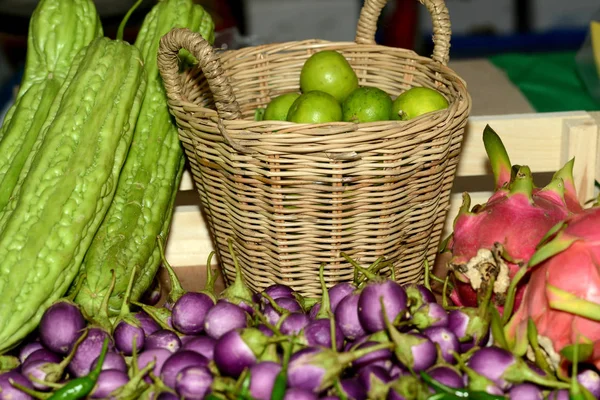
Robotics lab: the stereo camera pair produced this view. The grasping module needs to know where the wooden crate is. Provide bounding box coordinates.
[164,111,600,287]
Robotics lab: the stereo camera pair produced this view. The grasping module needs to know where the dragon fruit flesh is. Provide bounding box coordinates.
[504,204,600,372]
[443,125,580,315]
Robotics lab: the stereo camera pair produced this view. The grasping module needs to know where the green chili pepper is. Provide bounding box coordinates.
[47,338,109,400]
[421,371,506,400]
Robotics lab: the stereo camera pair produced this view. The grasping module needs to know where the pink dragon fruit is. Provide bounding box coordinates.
[443,125,580,316]
[504,203,600,372]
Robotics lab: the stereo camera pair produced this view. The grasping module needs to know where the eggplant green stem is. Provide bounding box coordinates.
[157,235,186,304]
[502,264,528,324]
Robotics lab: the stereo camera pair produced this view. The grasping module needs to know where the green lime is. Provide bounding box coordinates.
[263,92,301,121]
[342,86,393,123]
[300,50,359,103]
[286,90,342,123]
[391,87,449,121]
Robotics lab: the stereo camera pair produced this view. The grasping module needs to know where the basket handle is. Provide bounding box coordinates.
[355,0,451,65]
[157,28,242,120]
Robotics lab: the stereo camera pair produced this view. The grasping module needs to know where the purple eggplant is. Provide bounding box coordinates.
[357,364,393,395]
[283,387,318,400]
[204,301,249,339]
[22,359,55,390]
[466,346,569,391]
[91,369,130,398]
[113,320,145,356]
[174,365,213,400]
[446,279,495,346]
[548,389,570,400]
[426,365,464,390]
[68,328,114,378]
[410,302,448,330]
[0,370,34,400]
[18,342,44,364]
[134,311,161,337]
[422,326,459,364]
[405,283,436,314]
[182,336,216,361]
[248,361,282,400]
[286,343,393,393]
[353,341,393,371]
[39,300,86,354]
[91,352,128,373]
[338,377,367,400]
[160,350,209,390]
[137,348,173,383]
[141,275,162,306]
[172,292,215,335]
[257,284,296,303]
[213,328,270,378]
[280,312,311,336]
[577,367,600,399]
[145,329,181,353]
[21,348,61,370]
[328,282,355,313]
[358,280,407,333]
[302,318,344,351]
[262,297,303,326]
[308,303,321,320]
[335,292,366,341]
[508,382,544,399]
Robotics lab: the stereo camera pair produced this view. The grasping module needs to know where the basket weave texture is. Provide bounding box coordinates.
[157,0,471,297]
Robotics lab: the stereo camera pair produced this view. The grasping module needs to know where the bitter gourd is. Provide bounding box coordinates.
[0,36,147,353]
[0,0,103,212]
[72,0,215,315]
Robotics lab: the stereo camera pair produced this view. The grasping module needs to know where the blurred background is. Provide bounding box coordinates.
[1,0,599,117]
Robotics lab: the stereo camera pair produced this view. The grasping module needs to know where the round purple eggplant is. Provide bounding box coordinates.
[39,301,86,355]
[68,328,114,378]
[280,312,311,336]
[353,341,393,371]
[302,318,344,351]
[21,348,61,370]
[145,329,181,353]
[358,280,408,333]
[422,326,459,364]
[22,359,55,390]
[548,389,569,400]
[258,284,296,303]
[508,383,544,399]
[175,365,213,400]
[427,365,464,390]
[283,387,318,400]
[182,336,216,361]
[411,302,448,330]
[248,361,282,400]
[204,301,249,339]
[91,352,128,373]
[137,348,172,383]
[113,320,145,356]
[357,364,392,393]
[335,292,366,341]
[134,311,161,337]
[171,292,215,335]
[91,369,130,398]
[213,328,269,378]
[262,297,303,325]
[18,342,44,364]
[339,377,367,400]
[308,303,321,320]
[0,370,34,400]
[577,367,600,399]
[405,283,436,314]
[328,282,355,313]
[160,350,209,390]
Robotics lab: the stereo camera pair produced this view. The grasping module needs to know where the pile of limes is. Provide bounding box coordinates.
[257,50,449,124]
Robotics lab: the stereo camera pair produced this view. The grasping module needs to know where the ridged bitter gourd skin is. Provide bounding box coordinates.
[0,0,103,212]
[0,36,147,353]
[72,0,215,316]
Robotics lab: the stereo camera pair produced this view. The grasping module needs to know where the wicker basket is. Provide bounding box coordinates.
[157,0,471,297]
